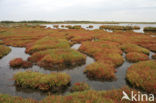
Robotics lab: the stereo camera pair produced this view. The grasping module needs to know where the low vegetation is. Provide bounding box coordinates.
[0,45,11,58]
[65,25,82,29]
[67,31,96,43]
[84,62,116,81]
[99,25,140,30]
[26,36,70,54]
[14,71,71,91]
[0,86,155,103]
[126,60,156,94]
[1,24,156,103]
[0,94,38,103]
[87,25,93,28]
[10,58,32,68]
[80,41,124,67]
[144,27,156,31]
[28,49,86,69]
[152,54,156,59]
[126,52,149,62]
[70,82,90,92]
[120,44,150,54]
[40,87,146,103]
[53,25,59,28]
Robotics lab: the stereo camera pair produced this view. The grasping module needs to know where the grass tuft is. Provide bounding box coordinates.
[70,82,90,92]
[126,60,156,94]
[0,45,11,58]
[14,71,71,91]
[126,52,149,62]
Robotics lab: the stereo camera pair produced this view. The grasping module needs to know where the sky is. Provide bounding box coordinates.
[0,0,156,22]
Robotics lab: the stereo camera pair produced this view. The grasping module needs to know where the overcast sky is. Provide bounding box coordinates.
[0,0,156,22]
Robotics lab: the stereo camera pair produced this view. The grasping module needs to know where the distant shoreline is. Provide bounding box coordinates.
[0,21,156,24]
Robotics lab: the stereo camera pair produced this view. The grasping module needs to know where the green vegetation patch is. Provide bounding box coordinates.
[120,44,150,55]
[0,45,11,58]
[40,90,114,103]
[80,41,124,67]
[84,62,116,81]
[26,36,70,54]
[126,60,156,94]
[65,25,82,29]
[99,25,140,30]
[28,49,86,69]
[40,87,141,103]
[87,25,93,28]
[144,27,156,31]
[0,94,38,103]
[10,58,32,68]
[66,30,96,43]
[126,52,149,63]
[70,82,90,92]
[14,71,71,91]
[0,87,154,103]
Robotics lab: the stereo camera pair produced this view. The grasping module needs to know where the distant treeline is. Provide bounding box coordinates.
[0,20,156,24]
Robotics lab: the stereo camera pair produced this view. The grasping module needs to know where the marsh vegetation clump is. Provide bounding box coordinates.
[0,87,153,103]
[80,41,124,67]
[152,54,156,59]
[0,26,55,47]
[99,25,140,30]
[65,25,82,29]
[120,44,150,55]
[26,36,70,54]
[14,71,71,91]
[53,25,59,28]
[40,87,141,103]
[10,58,32,68]
[84,62,116,81]
[126,52,149,62]
[0,45,11,58]
[135,36,156,52]
[0,94,38,103]
[87,25,93,28]
[70,82,90,92]
[28,49,86,69]
[144,27,156,31]
[67,31,96,43]
[61,25,65,27]
[126,60,156,94]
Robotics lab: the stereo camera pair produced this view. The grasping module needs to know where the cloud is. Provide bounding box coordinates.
[0,0,156,21]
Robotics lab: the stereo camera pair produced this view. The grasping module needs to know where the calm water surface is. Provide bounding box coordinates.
[0,39,155,100]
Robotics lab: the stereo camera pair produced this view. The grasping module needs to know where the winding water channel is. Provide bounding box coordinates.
[0,44,154,100]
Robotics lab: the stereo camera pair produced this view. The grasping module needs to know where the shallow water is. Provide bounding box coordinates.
[0,44,155,100]
[43,24,156,33]
[71,44,81,50]
[0,47,48,100]
[63,52,131,91]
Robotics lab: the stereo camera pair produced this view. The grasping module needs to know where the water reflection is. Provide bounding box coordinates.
[0,44,155,100]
